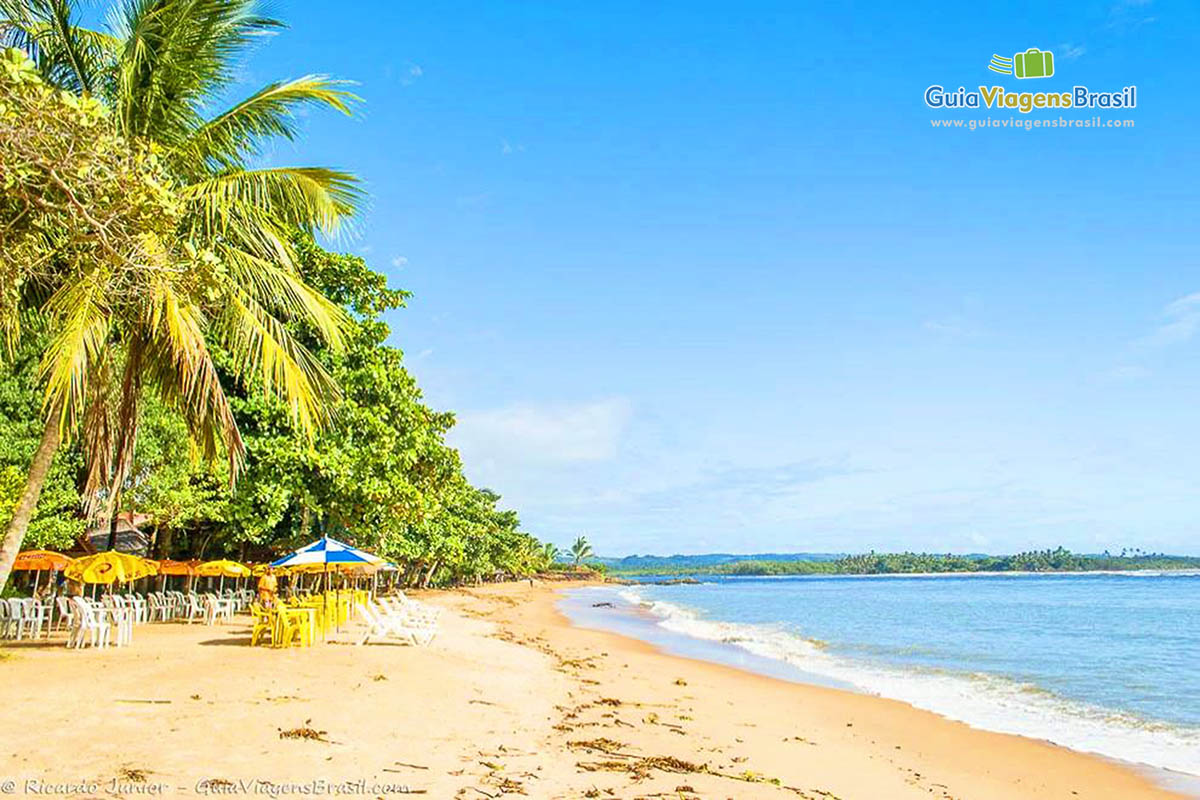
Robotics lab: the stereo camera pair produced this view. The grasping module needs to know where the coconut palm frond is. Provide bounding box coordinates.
[143,332,244,480]
[113,0,282,141]
[0,1,116,93]
[107,331,143,497]
[79,349,116,511]
[183,166,362,236]
[142,279,244,475]
[180,75,358,171]
[38,273,111,434]
[42,0,98,92]
[217,287,340,439]
[218,245,348,351]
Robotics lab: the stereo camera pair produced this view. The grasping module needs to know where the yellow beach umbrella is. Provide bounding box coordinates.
[13,550,73,572]
[196,560,251,578]
[157,559,200,577]
[13,550,74,597]
[196,559,251,593]
[64,552,157,585]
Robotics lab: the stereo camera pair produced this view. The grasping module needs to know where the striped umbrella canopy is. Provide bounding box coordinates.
[270,536,383,570]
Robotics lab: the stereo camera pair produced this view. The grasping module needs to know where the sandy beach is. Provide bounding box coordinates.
[0,582,1185,799]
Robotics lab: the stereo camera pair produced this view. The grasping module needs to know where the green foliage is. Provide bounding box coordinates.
[609,548,1200,577]
[0,3,541,583]
[570,535,594,567]
[0,321,84,549]
[161,235,541,584]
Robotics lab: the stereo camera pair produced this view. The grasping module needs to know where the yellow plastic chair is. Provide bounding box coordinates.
[272,607,309,648]
[249,603,274,647]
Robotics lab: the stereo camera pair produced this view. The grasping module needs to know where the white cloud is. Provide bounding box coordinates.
[922,316,979,338]
[1142,292,1200,347]
[452,398,632,466]
[391,255,409,268]
[401,64,423,86]
[1059,43,1087,60]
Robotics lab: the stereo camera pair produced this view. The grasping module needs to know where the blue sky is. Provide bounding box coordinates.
[246,0,1199,555]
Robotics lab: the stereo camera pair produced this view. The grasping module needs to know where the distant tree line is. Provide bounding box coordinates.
[610,547,1200,577]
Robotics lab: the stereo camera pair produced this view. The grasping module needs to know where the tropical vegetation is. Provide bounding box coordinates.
[607,548,1200,577]
[569,536,594,567]
[0,0,555,591]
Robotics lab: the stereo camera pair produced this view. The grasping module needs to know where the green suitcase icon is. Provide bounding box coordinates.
[1014,48,1054,79]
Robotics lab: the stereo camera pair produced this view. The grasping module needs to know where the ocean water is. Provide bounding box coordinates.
[559,573,1200,779]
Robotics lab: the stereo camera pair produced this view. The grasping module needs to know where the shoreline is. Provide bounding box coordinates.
[613,568,1200,580]
[468,581,1190,799]
[560,582,1200,797]
[0,581,1189,799]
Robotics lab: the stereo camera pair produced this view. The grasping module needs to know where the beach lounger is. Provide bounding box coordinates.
[380,594,441,626]
[356,601,432,646]
[376,599,439,642]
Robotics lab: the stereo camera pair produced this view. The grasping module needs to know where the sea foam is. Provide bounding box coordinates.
[617,587,1200,777]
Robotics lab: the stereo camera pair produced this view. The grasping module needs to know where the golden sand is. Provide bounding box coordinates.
[0,582,1183,799]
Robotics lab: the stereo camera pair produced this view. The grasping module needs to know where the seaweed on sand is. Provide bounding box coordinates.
[279,720,330,742]
[576,755,706,781]
[567,738,629,756]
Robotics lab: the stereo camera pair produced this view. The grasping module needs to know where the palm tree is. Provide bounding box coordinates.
[541,542,560,565]
[570,536,594,568]
[0,0,360,590]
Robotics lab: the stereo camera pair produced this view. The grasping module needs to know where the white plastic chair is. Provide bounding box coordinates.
[55,596,75,633]
[203,594,234,625]
[68,598,111,649]
[127,593,148,624]
[102,596,134,645]
[6,598,34,641]
[19,598,45,638]
[149,592,170,623]
[184,593,205,624]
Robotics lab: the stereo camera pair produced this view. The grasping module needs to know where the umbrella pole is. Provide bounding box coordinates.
[32,569,40,598]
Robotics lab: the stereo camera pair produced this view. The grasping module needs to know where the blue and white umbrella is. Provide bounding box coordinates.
[270,536,383,570]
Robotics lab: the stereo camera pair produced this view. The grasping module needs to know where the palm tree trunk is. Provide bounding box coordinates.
[0,414,64,592]
[105,510,120,551]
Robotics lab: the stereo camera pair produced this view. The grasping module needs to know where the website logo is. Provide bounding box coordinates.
[924,46,1136,117]
[989,48,1055,79]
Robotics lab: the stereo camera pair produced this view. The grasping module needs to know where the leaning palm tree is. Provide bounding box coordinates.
[541,542,561,566]
[0,0,361,590]
[570,536,594,568]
